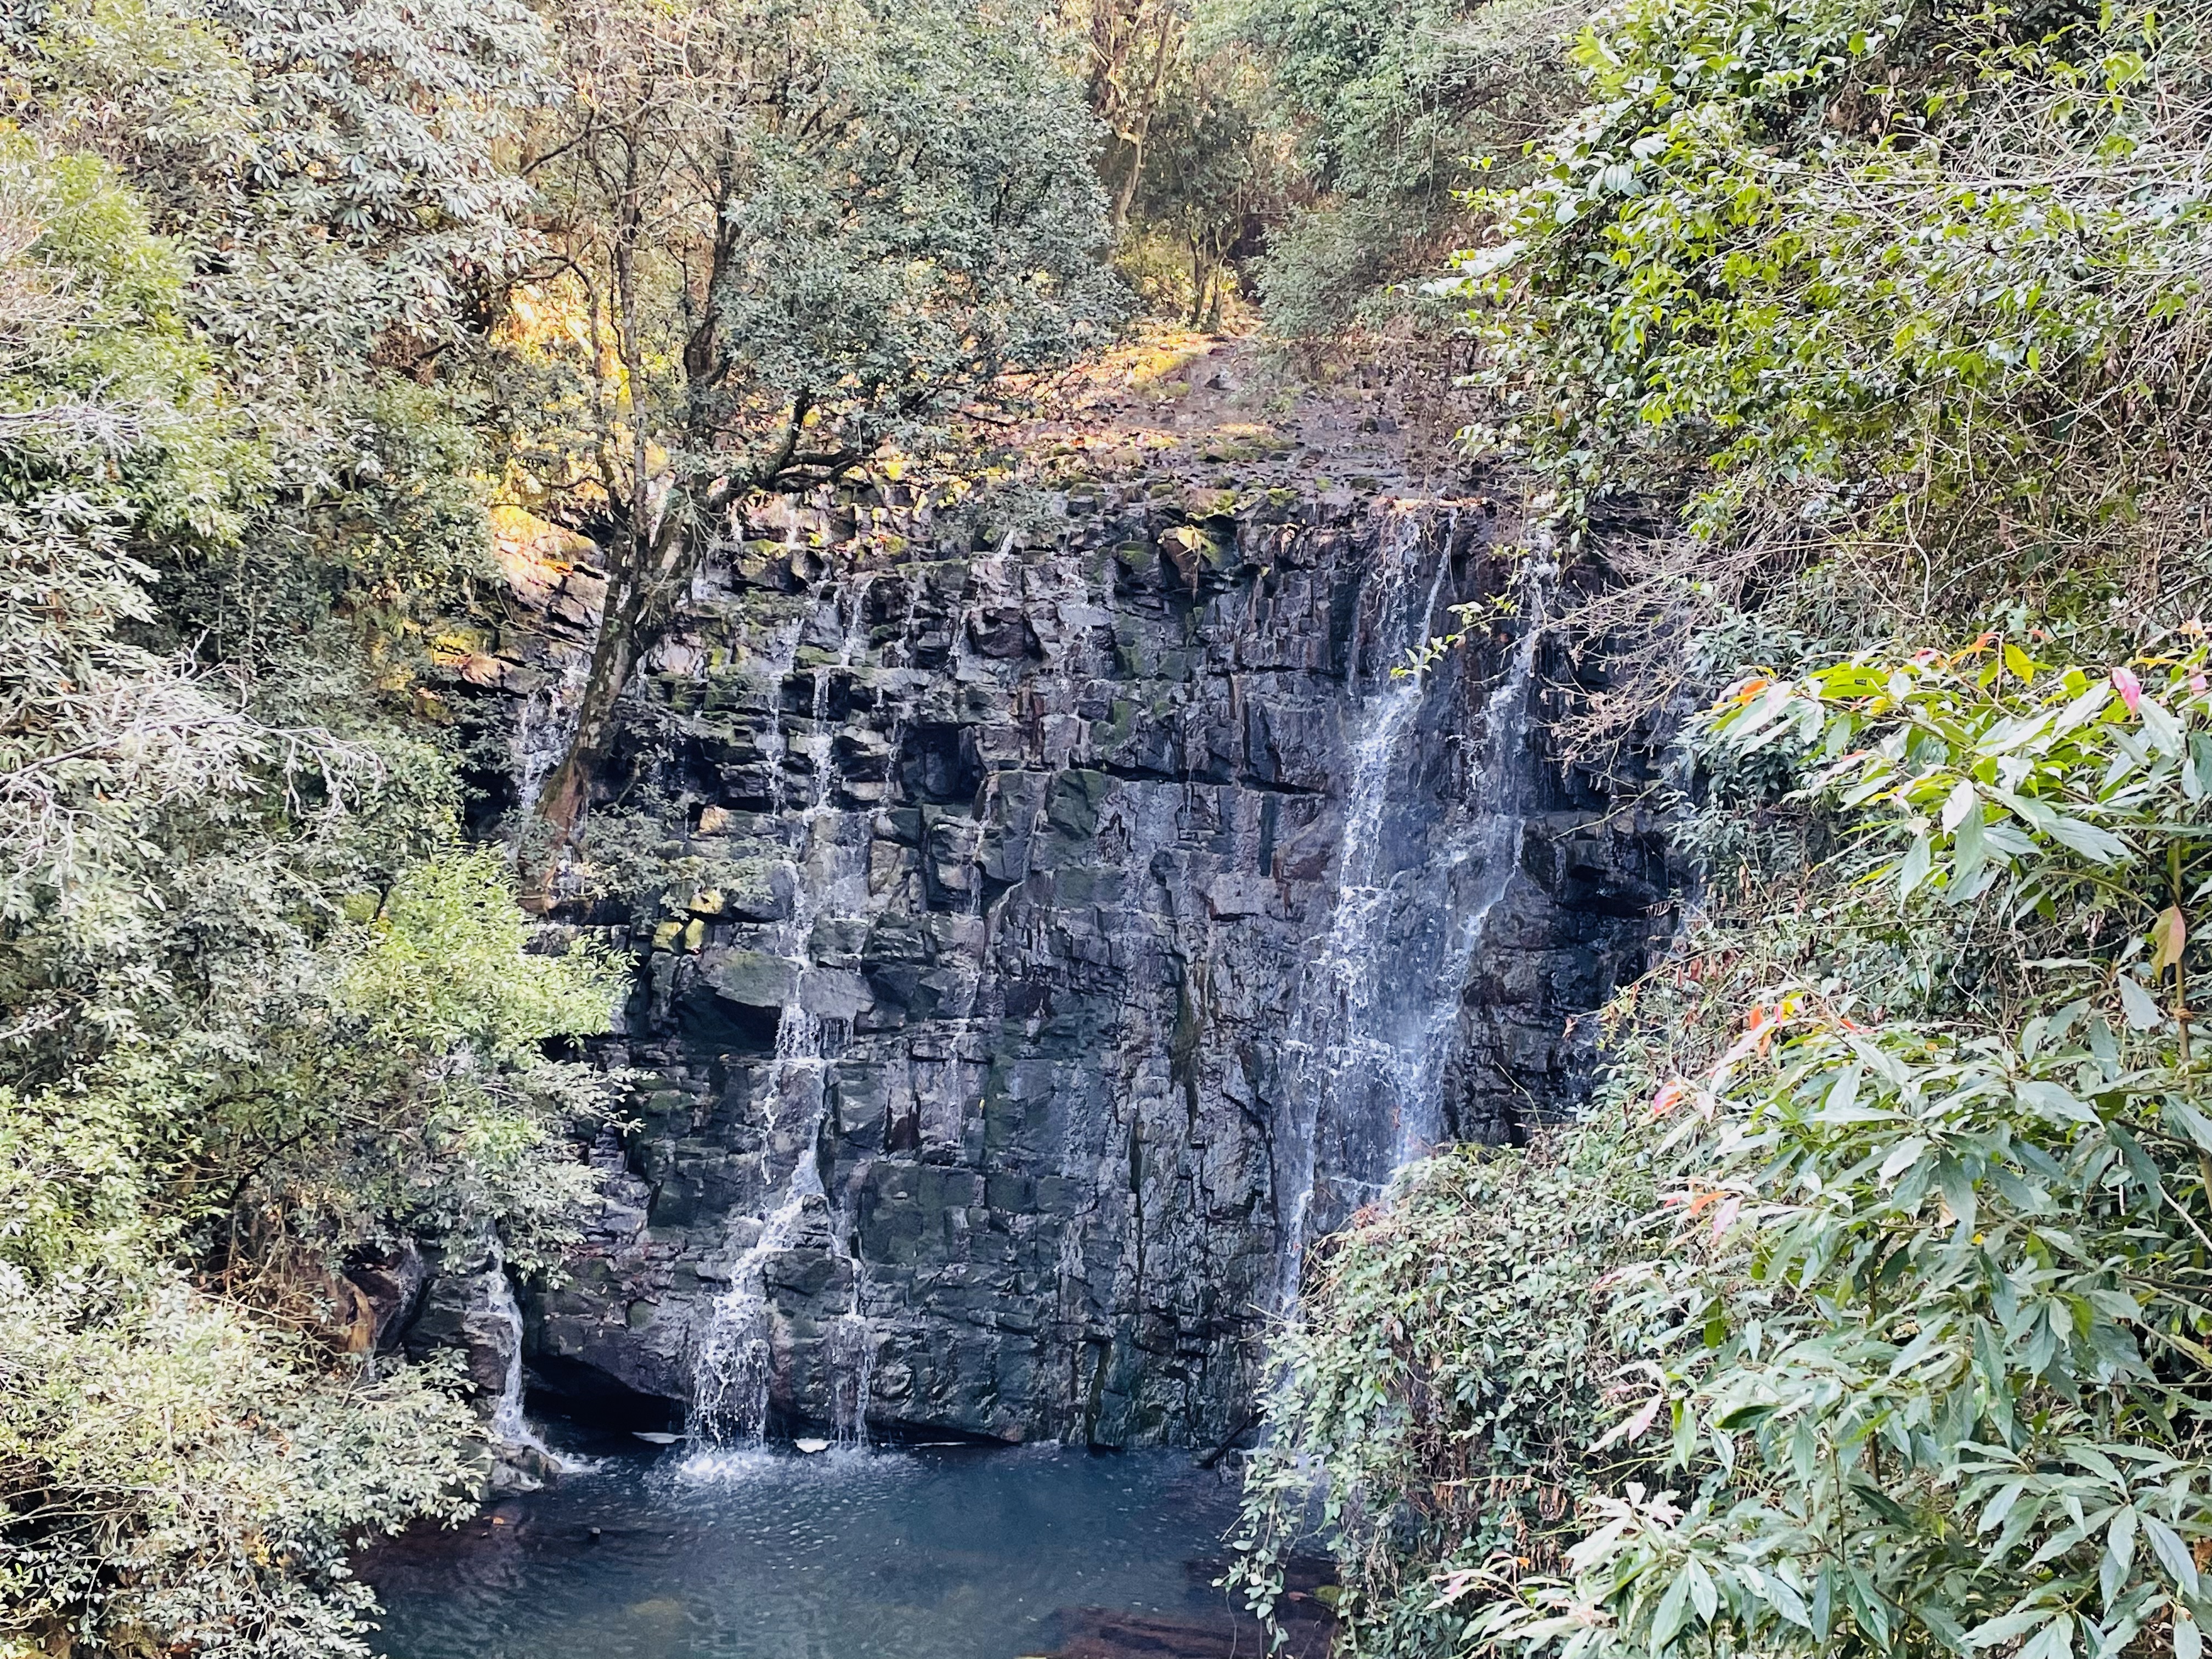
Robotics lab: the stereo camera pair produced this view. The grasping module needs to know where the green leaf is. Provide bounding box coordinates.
[1880,1135,1931,1183]
[1853,1479,1916,1526]
[2019,1612,2076,1659]
[1763,1572,1812,1630]
[2141,697,2185,758]
[2118,974,2164,1031]
[2044,814,2130,864]
[1717,1400,1781,1430]
[2166,1100,2212,1154]
[2057,680,2115,733]
[1823,1062,1864,1118]
[1923,1604,1974,1655]
[2104,1506,2138,1609]
[1937,1156,1978,1233]
[1943,778,1979,832]
[1651,1564,1694,1647]
[1973,1319,2017,1437]
[1686,1556,1718,1623]
[1900,831,1934,898]
[2141,1514,2199,1597]
[1969,1606,2057,1646]
[1954,803,1988,889]
[2018,1079,2097,1125]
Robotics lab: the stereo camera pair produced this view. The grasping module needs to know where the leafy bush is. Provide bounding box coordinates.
[0,839,620,1654]
[1222,0,1583,336]
[1442,0,2212,613]
[1,1285,480,1659]
[1231,1115,1655,1654]
[1491,646,2212,1659]
[0,46,620,1658]
[1245,641,2212,1659]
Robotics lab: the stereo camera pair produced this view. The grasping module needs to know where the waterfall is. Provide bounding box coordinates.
[486,1248,568,1478]
[687,560,877,1451]
[828,1309,874,1447]
[513,658,589,813]
[1271,507,1550,1308]
[1269,509,1446,1306]
[690,1171,819,1445]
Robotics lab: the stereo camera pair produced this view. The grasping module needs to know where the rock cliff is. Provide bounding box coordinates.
[437,354,1681,1448]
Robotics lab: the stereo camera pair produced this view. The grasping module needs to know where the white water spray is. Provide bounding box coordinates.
[1271,508,1552,1308]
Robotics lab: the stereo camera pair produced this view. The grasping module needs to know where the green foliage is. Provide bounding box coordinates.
[1452,649,2212,1659]
[22,0,547,372]
[1115,34,1282,326]
[0,143,279,1011]
[13,0,545,659]
[1215,0,1579,336]
[1724,647,2212,933]
[325,381,501,597]
[1227,0,2212,1655]
[514,0,1119,494]
[1223,0,1526,200]
[1,831,618,1652]
[1441,0,2212,616]
[340,850,620,1071]
[1230,1118,1655,1655]
[0,21,615,1655]
[1,1287,480,1659]
[1244,640,2212,1659]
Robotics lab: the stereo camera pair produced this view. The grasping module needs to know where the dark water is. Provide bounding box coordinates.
[362,1442,1262,1659]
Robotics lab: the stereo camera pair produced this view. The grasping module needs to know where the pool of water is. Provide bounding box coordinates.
[362,1441,1267,1659]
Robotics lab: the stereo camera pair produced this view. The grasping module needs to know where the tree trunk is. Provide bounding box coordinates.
[529,415,809,881]
[1112,134,1145,231]
[532,499,702,854]
[529,155,761,866]
[532,566,650,838]
[1109,4,1178,233]
[1188,241,1217,329]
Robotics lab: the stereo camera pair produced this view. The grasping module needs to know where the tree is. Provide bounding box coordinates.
[1120,37,1284,328]
[0,134,622,1654]
[1064,0,1190,229]
[1209,0,1578,338]
[504,0,1120,839]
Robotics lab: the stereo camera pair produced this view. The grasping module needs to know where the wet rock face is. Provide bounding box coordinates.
[402,1240,516,1400]
[486,475,1679,1447]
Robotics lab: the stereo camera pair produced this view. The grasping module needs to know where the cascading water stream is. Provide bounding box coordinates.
[826,1308,874,1448]
[816,570,880,1449]
[687,557,878,1453]
[1271,507,1552,1310]
[485,1245,582,1480]
[1269,510,1447,1307]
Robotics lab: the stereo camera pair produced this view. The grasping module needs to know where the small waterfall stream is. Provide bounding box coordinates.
[486,1242,586,1482]
[687,567,879,1451]
[1272,506,1551,1307]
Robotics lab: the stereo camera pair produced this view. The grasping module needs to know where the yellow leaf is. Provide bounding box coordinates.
[2153,904,2188,972]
